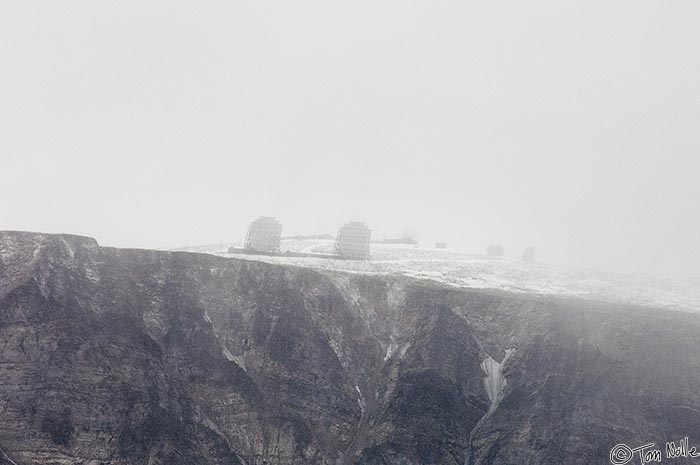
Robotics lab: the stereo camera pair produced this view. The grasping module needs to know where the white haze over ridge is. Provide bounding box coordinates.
[187,241,700,313]
[1,1,699,278]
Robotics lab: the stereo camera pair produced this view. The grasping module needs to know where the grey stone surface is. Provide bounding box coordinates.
[1,231,699,465]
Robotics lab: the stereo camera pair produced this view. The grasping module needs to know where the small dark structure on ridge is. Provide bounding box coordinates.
[435,242,447,249]
[521,246,535,262]
[334,221,371,260]
[487,245,504,257]
[244,217,283,253]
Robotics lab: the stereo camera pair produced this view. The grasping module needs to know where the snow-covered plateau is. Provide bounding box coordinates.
[175,239,700,313]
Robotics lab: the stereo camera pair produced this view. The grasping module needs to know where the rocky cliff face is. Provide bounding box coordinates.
[1,231,699,465]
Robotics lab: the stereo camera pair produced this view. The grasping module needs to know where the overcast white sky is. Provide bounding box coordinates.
[2,1,699,277]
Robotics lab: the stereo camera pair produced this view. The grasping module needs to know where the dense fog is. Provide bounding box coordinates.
[2,0,699,277]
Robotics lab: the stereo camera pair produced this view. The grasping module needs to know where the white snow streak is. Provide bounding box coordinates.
[0,447,19,465]
[383,342,397,361]
[355,385,366,417]
[481,349,515,411]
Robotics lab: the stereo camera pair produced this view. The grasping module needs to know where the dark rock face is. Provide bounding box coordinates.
[1,231,699,465]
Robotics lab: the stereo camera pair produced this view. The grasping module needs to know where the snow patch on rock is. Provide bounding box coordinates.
[60,237,75,259]
[383,342,397,361]
[355,385,366,417]
[204,310,247,371]
[481,348,515,411]
[465,349,516,465]
[221,347,235,361]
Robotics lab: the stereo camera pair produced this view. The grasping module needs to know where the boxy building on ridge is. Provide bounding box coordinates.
[244,217,283,253]
[334,221,371,260]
